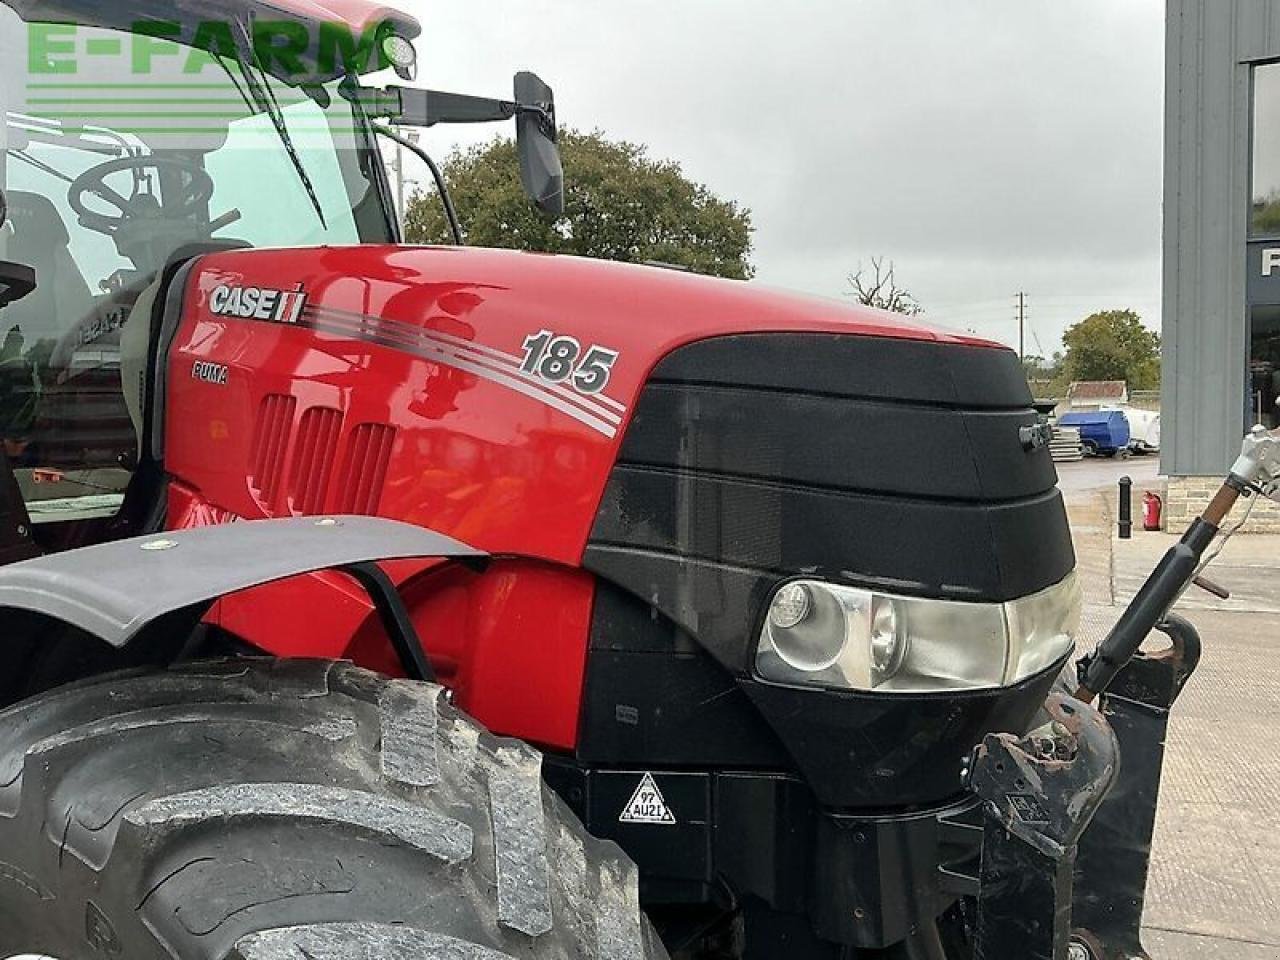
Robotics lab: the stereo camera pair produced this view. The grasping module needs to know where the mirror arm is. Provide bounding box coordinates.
[347,70,563,219]
[400,87,518,125]
[351,86,517,126]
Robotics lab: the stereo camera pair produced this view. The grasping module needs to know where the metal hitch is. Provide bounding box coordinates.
[1069,613,1202,960]
[968,692,1119,960]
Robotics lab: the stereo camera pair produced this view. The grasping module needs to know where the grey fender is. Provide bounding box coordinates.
[0,516,486,650]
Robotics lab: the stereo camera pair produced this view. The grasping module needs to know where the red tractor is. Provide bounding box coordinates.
[0,2,1259,958]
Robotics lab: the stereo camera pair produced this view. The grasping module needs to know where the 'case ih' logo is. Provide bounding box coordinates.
[209,284,308,324]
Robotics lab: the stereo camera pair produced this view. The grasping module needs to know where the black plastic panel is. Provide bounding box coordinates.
[578,583,790,766]
[739,656,1065,807]
[583,543,1068,806]
[0,456,36,567]
[589,470,1073,603]
[647,332,1033,409]
[542,757,984,952]
[582,551,770,673]
[582,333,1077,810]
[616,385,1056,502]
[597,333,1071,603]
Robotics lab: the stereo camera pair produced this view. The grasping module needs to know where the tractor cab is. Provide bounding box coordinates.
[0,1,560,549]
[0,4,402,543]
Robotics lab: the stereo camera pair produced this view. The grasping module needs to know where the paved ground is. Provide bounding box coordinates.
[1055,453,1160,496]
[1057,458,1280,958]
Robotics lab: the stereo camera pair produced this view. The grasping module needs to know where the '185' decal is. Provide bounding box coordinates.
[520,330,619,395]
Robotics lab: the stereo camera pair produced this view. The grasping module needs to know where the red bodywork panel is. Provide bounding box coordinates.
[2,0,420,38]
[164,245,1002,749]
[268,0,421,35]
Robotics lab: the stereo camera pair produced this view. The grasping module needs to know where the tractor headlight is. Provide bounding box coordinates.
[756,573,1079,693]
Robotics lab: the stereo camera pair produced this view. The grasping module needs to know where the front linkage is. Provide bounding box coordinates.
[964,425,1280,960]
[968,692,1117,960]
[1071,614,1200,960]
[966,618,1199,960]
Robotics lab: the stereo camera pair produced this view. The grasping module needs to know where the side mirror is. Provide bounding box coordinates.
[359,71,565,218]
[514,72,564,217]
[0,195,35,306]
[0,262,36,308]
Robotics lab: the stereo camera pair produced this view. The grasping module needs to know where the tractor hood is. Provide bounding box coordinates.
[159,244,1066,809]
[161,243,1015,568]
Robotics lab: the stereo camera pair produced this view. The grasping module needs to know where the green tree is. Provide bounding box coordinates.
[1021,352,1067,399]
[1020,353,1053,380]
[1061,309,1161,390]
[404,130,754,279]
[1254,191,1280,235]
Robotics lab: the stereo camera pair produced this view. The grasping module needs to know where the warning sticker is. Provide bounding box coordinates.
[619,772,676,825]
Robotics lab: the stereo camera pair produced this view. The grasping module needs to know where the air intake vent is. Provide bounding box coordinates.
[334,422,396,515]
[288,406,343,515]
[249,393,297,513]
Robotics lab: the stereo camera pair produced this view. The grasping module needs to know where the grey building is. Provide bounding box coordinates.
[1164,1,1280,527]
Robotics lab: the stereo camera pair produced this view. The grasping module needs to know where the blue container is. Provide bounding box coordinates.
[1057,410,1131,454]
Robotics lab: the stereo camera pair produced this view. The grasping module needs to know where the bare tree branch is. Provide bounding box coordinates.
[845,257,923,316]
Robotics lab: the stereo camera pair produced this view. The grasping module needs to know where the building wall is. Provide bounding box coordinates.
[1163,1,1280,477]
[1166,476,1280,532]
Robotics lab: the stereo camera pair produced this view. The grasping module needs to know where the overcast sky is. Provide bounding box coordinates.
[399,0,1165,356]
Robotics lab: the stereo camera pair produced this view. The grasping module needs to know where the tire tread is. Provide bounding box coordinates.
[0,659,665,960]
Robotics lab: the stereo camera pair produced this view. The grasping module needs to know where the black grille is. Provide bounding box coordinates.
[586,333,1072,615]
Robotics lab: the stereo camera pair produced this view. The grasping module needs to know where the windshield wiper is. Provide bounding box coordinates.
[9,149,75,184]
[232,19,327,230]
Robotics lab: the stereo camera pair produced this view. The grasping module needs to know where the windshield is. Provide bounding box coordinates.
[0,11,393,524]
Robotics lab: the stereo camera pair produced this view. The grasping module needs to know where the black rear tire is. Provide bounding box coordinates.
[0,658,667,960]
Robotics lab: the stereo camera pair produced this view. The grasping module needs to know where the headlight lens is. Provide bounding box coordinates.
[381,34,419,81]
[756,573,1079,693]
[768,582,812,630]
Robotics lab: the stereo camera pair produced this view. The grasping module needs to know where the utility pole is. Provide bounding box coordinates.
[1015,292,1028,362]
[394,142,406,220]
[389,131,422,230]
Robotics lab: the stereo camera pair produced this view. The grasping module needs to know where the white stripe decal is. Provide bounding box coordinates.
[315,304,529,366]
[306,312,624,430]
[312,304,625,423]
[596,393,628,414]
[308,305,626,426]
[307,318,620,438]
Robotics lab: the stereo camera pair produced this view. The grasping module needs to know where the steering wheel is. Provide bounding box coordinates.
[68,156,215,237]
